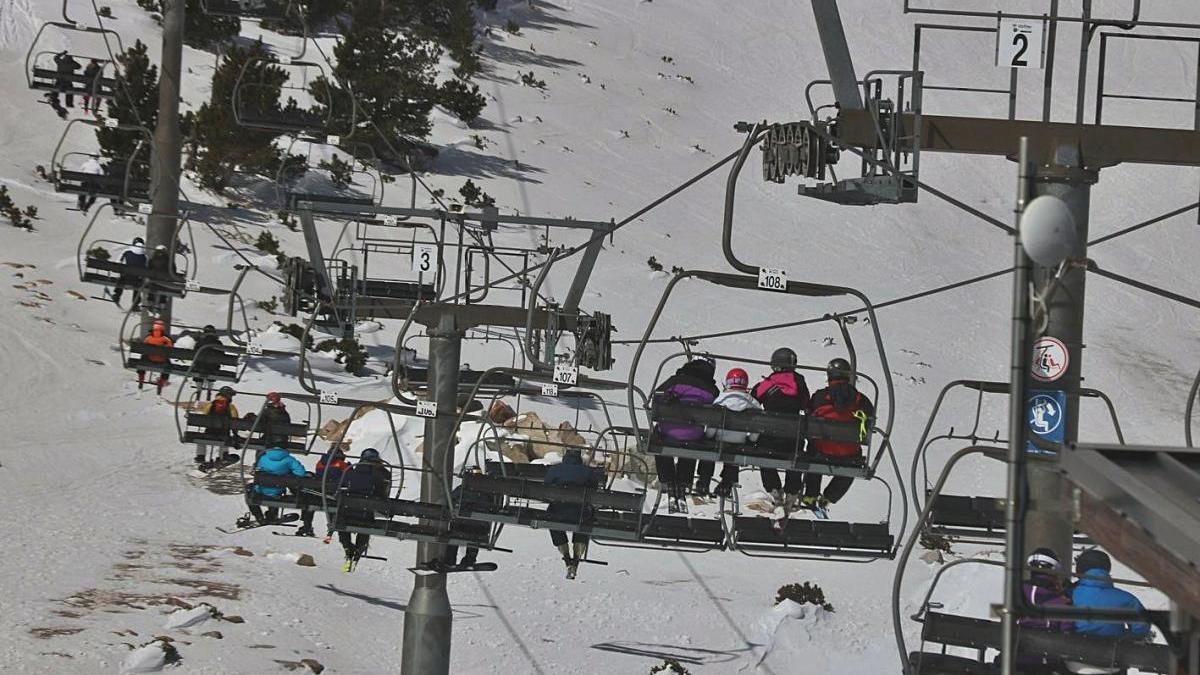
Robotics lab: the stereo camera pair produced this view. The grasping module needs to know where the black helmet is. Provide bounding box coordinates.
[133,237,144,246]
[217,386,235,398]
[203,324,216,334]
[1075,549,1111,576]
[827,357,852,380]
[360,448,381,461]
[770,347,797,371]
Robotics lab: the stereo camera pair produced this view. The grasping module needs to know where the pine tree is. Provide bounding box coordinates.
[95,40,159,181]
[310,0,441,161]
[188,40,293,192]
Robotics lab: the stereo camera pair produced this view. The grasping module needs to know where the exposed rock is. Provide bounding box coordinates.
[296,554,316,567]
[200,631,223,640]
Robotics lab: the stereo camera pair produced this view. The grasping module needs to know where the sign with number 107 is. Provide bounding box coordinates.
[997,17,1044,69]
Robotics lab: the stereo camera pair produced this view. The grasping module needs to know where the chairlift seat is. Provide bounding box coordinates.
[404,369,515,391]
[618,512,727,549]
[56,170,149,200]
[925,494,1092,545]
[286,192,375,216]
[30,69,118,98]
[907,652,996,675]
[355,279,436,301]
[462,473,641,511]
[127,343,239,381]
[919,612,1169,674]
[732,516,893,557]
[482,461,606,484]
[82,259,184,292]
[183,412,306,451]
[237,109,328,133]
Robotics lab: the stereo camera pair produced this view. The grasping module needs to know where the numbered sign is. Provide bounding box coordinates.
[415,400,438,418]
[757,267,788,292]
[184,279,201,292]
[246,343,263,356]
[104,118,119,128]
[997,17,1044,69]
[381,215,398,227]
[278,55,292,65]
[326,135,340,146]
[319,391,339,405]
[411,243,438,274]
[137,203,153,215]
[540,383,559,397]
[552,364,579,386]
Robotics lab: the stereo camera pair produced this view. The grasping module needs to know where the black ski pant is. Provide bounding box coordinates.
[761,468,804,494]
[111,281,140,309]
[443,544,479,566]
[339,531,370,557]
[695,460,738,488]
[655,455,696,492]
[77,191,97,212]
[550,530,589,548]
[803,474,854,503]
[249,505,279,524]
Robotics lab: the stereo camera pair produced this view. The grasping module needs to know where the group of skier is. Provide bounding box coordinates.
[45,51,104,119]
[652,346,875,517]
[1020,547,1152,674]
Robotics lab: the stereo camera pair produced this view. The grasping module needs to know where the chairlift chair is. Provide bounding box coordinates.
[24,19,125,102]
[51,119,152,203]
[626,270,906,561]
[232,56,353,136]
[200,0,293,20]
[912,380,1122,545]
[119,313,243,383]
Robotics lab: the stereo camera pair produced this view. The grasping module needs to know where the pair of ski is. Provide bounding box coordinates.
[772,499,829,532]
[216,512,300,534]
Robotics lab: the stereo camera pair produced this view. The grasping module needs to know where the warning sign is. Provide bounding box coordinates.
[1026,390,1066,455]
[1032,336,1068,383]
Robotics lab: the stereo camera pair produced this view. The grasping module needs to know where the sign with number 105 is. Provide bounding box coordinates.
[997,17,1044,69]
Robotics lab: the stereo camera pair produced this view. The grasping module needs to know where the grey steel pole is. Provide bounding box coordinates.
[1000,136,1034,675]
[1025,157,1097,562]
[143,0,185,331]
[401,312,462,675]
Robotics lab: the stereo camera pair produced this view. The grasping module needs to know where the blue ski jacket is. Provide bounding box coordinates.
[253,448,306,497]
[1071,568,1151,638]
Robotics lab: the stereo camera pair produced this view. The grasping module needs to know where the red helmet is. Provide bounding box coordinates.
[265,392,283,407]
[724,368,749,390]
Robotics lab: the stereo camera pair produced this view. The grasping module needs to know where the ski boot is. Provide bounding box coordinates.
[234,513,254,530]
[712,480,734,499]
[693,479,710,499]
[294,524,315,537]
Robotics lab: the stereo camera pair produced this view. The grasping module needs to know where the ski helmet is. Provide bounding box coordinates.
[770,347,797,371]
[360,448,381,461]
[133,237,144,246]
[827,357,853,380]
[724,368,749,390]
[217,386,235,398]
[1075,549,1111,576]
[265,392,283,407]
[692,356,716,379]
[1026,547,1061,572]
[203,324,216,334]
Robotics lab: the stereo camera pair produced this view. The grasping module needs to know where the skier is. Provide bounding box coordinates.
[751,347,810,508]
[701,367,761,498]
[1017,547,1074,674]
[76,155,104,213]
[297,444,349,537]
[440,466,491,571]
[544,447,595,579]
[81,59,103,114]
[195,385,240,468]
[337,448,391,571]
[191,324,224,392]
[1065,549,1151,675]
[248,445,306,525]
[137,319,173,395]
[651,357,718,511]
[47,51,79,118]
[253,392,292,448]
[110,237,146,309]
[801,358,874,514]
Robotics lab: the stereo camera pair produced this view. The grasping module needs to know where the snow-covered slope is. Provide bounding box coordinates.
[1,0,1196,672]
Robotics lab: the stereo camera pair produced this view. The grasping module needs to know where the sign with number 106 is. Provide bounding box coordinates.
[997,17,1044,69]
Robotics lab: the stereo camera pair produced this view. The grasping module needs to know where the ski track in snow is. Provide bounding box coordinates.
[0,0,1192,672]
